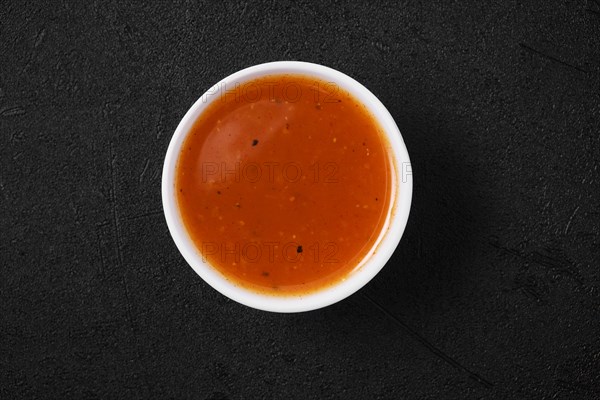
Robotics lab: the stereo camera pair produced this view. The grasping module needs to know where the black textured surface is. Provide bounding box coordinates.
[1,1,599,399]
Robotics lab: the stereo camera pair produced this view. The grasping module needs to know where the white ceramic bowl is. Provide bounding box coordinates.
[162,61,412,312]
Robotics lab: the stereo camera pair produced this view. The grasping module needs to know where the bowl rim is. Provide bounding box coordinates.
[162,61,412,312]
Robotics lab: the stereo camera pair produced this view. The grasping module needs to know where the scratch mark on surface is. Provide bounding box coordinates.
[565,206,579,235]
[488,240,526,260]
[96,220,110,228]
[520,43,588,74]
[564,206,580,235]
[239,2,248,19]
[139,159,150,184]
[530,251,562,269]
[108,142,152,396]
[362,293,494,388]
[108,143,137,332]
[34,28,46,48]
[10,130,24,144]
[0,106,25,117]
[95,229,107,279]
[489,240,583,285]
[530,251,582,284]
[556,378,592,393]
[0,175,7,201]
[151,166,161,182]
[521,286,543,301]
[155,109,165,139]
[515,273,549,302]
[123,210,163,221]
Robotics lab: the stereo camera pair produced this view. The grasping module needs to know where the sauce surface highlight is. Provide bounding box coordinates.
[176,74,392,294]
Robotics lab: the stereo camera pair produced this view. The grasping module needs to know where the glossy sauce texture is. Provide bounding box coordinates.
[176,74,391,294]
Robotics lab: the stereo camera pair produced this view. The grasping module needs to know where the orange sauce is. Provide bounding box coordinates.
[176,74,391,294]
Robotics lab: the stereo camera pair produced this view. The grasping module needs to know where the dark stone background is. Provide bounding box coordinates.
[1,1,599,399]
